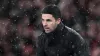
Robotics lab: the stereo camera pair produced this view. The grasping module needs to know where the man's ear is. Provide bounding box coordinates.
[57,18,61,24]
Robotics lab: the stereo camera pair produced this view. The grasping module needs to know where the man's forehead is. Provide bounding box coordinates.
[42,14,53,18]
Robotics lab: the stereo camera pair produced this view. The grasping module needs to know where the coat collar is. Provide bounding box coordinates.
[45,22,64,36]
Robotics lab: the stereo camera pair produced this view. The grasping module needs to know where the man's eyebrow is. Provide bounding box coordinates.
[41,18,51,21]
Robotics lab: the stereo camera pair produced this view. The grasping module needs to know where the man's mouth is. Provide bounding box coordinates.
[45,28,49,30]
[44,27,49,30]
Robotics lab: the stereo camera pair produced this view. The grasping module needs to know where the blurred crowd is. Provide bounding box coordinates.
[0,0,100,56]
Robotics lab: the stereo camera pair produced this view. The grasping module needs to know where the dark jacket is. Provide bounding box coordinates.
[37,23,89,56]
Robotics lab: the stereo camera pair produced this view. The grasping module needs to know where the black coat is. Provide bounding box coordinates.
[37,23,89,56]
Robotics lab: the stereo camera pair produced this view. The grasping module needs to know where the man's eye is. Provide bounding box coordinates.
[47,19,52,22]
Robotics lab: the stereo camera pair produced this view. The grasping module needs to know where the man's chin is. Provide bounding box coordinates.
[45,31,51,33]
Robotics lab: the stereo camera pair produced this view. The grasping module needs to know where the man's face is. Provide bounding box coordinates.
[42,14,61,33]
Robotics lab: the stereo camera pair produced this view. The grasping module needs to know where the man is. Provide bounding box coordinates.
[37,5,89,56]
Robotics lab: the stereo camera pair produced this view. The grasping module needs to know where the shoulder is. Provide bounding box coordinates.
[64,26,84,42]
[37,32,46,45]
[38,32,46,40]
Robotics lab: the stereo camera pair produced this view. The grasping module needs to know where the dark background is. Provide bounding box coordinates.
[0,0,100,56]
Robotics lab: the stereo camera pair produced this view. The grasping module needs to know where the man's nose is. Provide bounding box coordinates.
[43,21,47,26]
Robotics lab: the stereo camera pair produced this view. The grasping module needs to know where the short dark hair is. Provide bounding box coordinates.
[41,5,61,19]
